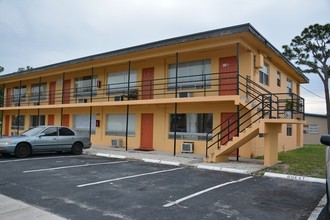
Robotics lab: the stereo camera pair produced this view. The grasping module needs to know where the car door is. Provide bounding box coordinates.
[58,127,76,150]
[33,127,59,152]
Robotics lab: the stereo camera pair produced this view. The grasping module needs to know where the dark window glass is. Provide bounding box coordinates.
[59,127,74,136]
[43,127,58,136]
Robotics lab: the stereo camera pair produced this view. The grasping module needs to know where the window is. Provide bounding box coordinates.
[287,79,292,93]
[277,71,281,87]
[43,127,58,136]
[106,114,136,136]
[287,124,292,136]
[107,70,137,94]
[259,63,269,86]
[11,115,25,130]
[30,83,46,101]
[59,127,74,136]
[30,115,45,128]
[73,114,96,135]
[13,86,26,103]
[75,76,97,97]
[168,59,211,90]
[169,113,213,140]
[308,124,319,134]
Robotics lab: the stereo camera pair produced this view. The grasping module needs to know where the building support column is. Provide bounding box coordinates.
[236,42,240,161]
[89,67,94,138]
[16,109,20,135]
[61,72,65,126]
[263,123,282,166]
[173,52,179,156]
[125,61,131,151]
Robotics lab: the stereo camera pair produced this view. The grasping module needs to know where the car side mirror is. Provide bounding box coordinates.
[38,133,45,138]
[320,135,330,146]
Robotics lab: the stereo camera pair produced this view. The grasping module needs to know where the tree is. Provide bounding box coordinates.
[282,23,330,133]
[17,66,33,72]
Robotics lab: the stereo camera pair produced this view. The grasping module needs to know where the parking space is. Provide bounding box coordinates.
[0,154,326,219]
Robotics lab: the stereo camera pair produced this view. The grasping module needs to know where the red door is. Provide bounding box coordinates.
[63,80,71,104]
[4,115,10,136]
[48,114,55,125]
[142,68,154,99]
[49,82,56,105]
[221,112,238,145]
[6,88,11,107]
[62,114,70,127]
[140,113,154,150]
[219,56,238,95]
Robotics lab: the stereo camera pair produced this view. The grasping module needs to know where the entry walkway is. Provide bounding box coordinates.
[85,145,265,174]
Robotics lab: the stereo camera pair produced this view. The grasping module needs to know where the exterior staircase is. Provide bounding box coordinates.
[205,75,305,164]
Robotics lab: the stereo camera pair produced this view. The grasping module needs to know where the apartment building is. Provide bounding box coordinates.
[0,24,308,165]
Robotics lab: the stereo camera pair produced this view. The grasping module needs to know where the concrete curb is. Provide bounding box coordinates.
[264,172,326,184]
[142,158,180,166]
[95,153,126,159]
[196,164,250,174]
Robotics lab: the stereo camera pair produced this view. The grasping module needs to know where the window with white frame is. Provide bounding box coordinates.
[277,71,281,87]
[287,79,292,93]
[168,59,211,90]
[73,114,96,135]
[169,113,213,140]
[13,86,26,103]
[287,124,292,136]
[106,114,136,136]
[30,83,46,101]
[259,63,269,86]
[30,115,45,128]
[11,115,25,130]
[75,76,97,97]
[308,124,319,134]
[107,70,137,94]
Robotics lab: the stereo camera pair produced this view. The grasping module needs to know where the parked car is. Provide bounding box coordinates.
[0,126,92,158]
[320,134,330,213]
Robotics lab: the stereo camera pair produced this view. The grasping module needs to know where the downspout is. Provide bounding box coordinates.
[174,52,179,156]
[125,61,131,151]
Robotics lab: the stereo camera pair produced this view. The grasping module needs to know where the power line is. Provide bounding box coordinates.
[301,85,325,99]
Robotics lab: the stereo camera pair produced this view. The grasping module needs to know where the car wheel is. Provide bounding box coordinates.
[15,143,31,158]
[71,142,83,155]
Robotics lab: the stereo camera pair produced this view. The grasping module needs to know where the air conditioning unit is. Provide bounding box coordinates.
[33,102,39,106]
[78,98,88,103]
[179,92,192,98]
[181,142,194,153]
[111,139,122,148]
[255,54,264,68]
[114,96,124,101]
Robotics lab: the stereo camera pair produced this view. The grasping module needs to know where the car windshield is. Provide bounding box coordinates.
[21,127,46,137]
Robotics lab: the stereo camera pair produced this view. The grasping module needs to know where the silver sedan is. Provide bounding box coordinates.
[0,126,92,158]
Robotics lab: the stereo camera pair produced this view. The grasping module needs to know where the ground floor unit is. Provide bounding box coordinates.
[1,101,303,159]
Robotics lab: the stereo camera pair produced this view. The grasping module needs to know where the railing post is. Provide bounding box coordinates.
[205,134,208,157]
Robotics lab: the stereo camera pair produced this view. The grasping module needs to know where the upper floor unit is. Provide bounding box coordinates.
[0,23,308,110]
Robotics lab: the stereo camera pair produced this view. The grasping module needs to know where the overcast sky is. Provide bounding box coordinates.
[0,0,329,114]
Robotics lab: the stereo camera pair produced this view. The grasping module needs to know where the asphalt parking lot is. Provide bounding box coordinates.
[0,153,326,220]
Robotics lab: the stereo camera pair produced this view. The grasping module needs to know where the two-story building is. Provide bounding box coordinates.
[0,23,308,165]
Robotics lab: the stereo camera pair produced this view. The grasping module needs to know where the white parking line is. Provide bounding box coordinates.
[77,167,185,188]
[163,176,253,208]
[23,161,128,173]
[0,155,81,163]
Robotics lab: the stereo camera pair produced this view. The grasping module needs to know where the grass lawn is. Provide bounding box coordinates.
[260,145,326,179]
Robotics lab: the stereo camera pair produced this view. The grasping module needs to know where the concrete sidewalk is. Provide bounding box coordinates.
[85,145,266,174]
[0,194,65,220]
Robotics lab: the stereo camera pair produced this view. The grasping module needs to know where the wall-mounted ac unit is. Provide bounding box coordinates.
[181,142,194,153]
[179,92,192,98]
[111,139,122,148]
[255,54,264,69]
[114,96,124,101]
[78,98,88,103]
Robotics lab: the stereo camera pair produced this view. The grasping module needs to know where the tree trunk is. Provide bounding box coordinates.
[324,81,330,134]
